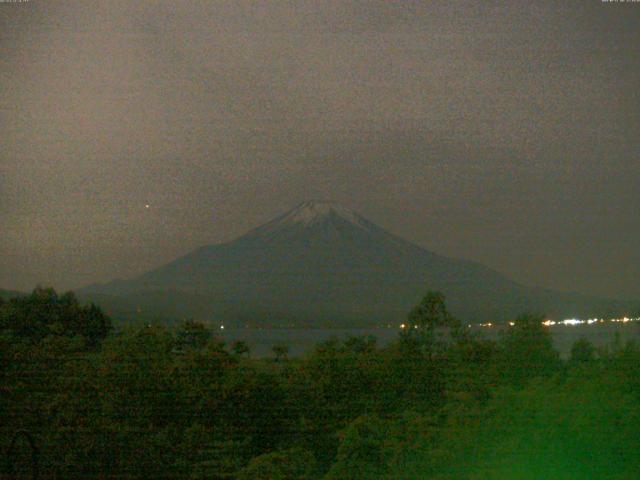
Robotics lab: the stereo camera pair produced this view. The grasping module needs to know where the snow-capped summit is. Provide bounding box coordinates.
[242,200,376,241]
[281,200,363,226]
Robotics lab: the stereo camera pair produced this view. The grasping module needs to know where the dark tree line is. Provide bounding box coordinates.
[1,288,640,479]
[0,287,111,346]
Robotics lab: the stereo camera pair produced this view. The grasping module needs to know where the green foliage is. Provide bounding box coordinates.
[0,286,111,346]
[498,314,561,386]
[176,319,212,350]
[569,336,596,366]
[402,291,462,355]
[190,439,250,480]
[231,340,251,357]
[272,342,289,362]
[3,288,639,479]
[325,415,388,479]
[401,370,640,479]
[236,448,316,480]
[326,411,440,479]
[407,291,453,331]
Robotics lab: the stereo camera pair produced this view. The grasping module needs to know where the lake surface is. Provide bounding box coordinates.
[218,322,640,358]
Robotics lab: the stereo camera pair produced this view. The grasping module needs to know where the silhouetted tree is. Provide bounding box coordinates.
[272,342,289,362]
[0,287,111,346]
[401,290,461,355]
[176,319,211,349]
[342,335,377,354]
[231,340,251,357]
[569,337,596,366]
[499,313,561,385]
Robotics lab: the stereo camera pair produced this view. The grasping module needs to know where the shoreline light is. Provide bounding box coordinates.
[541,316,639,327]
[397,316,640,330]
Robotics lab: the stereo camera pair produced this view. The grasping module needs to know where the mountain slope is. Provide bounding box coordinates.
[0,288,25,301]
[80,201,636,326]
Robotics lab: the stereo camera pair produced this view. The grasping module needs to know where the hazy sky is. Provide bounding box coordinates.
[1,1,639,299]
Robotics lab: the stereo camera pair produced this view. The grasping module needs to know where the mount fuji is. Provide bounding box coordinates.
[80,201,634,326]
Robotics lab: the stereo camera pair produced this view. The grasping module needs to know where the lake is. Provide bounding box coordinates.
[218,322,640,358]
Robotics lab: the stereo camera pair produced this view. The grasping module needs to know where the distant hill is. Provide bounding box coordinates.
[80,201,637,327]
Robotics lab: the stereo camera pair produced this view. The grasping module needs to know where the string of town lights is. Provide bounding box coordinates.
[479,316,640,329]
[397,316,640,330]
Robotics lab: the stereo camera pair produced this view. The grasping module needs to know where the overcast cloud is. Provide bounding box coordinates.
[1,1,638,298]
